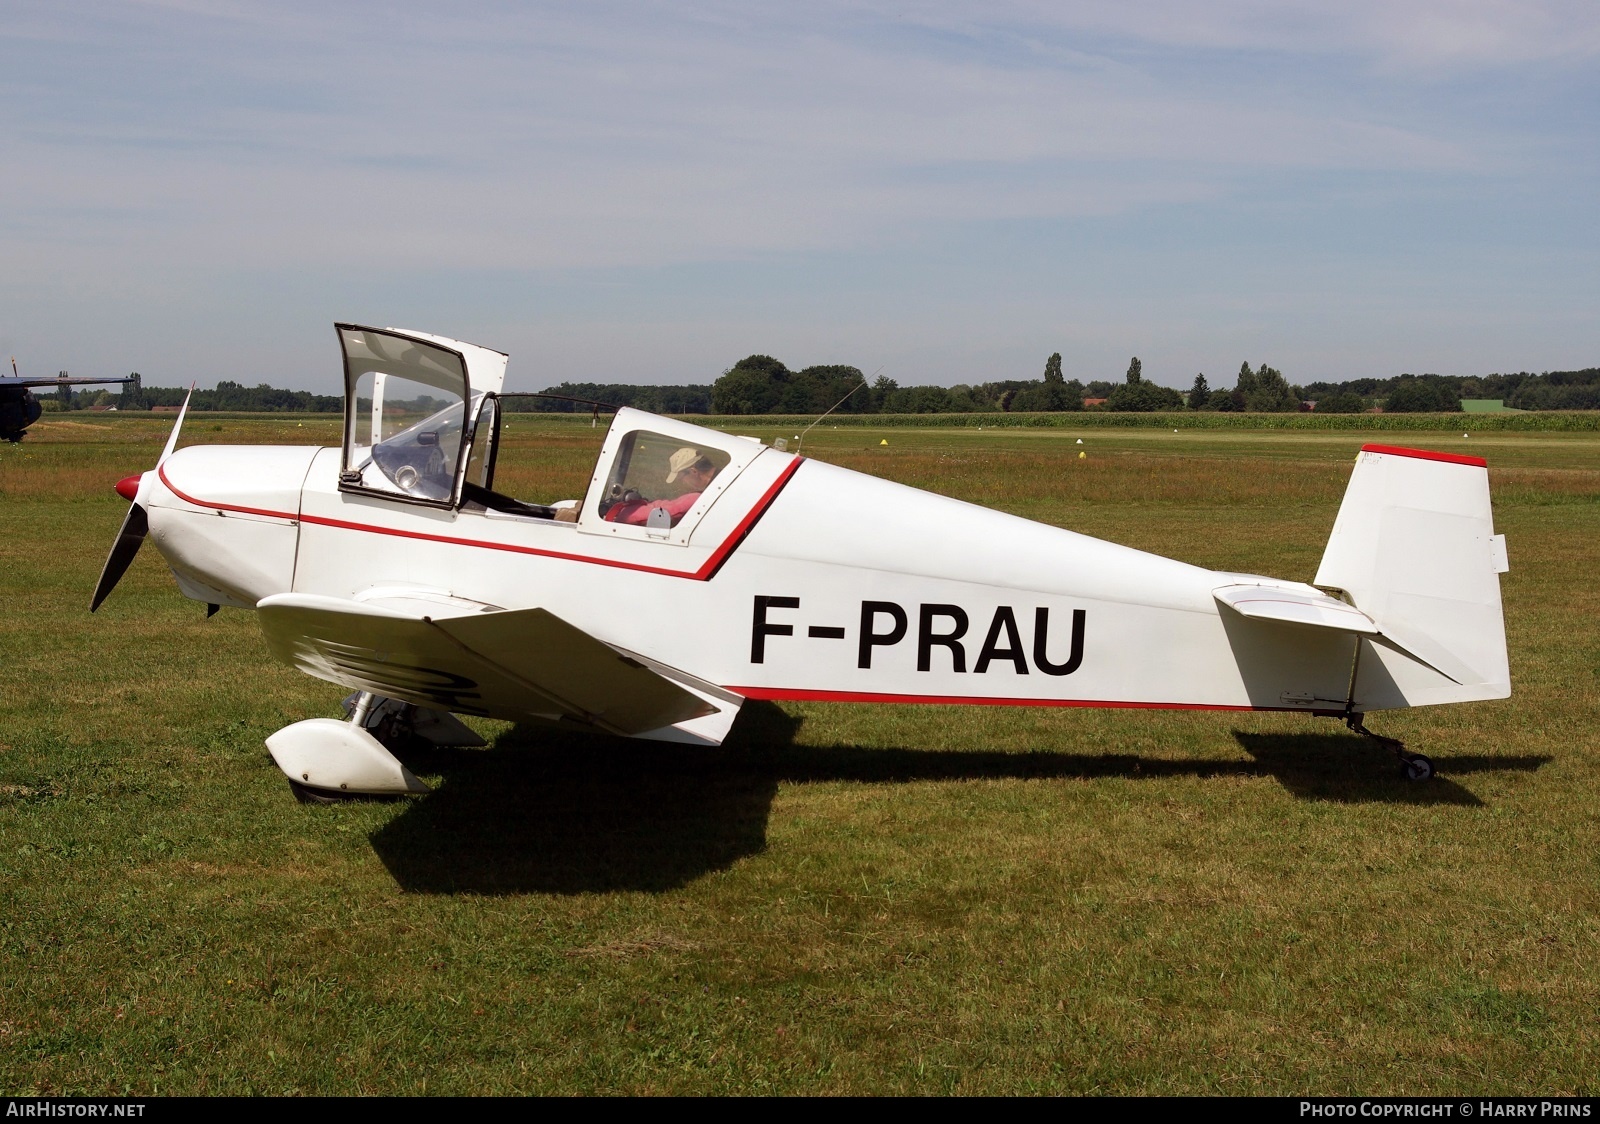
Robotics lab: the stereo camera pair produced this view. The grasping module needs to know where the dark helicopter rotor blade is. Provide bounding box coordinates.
[89,502,149,612]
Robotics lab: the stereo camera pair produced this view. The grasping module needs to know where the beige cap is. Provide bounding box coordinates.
[665,447,702,484]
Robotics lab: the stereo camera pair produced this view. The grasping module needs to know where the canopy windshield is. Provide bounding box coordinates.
[339,325,472,506]
[339,326,466,397]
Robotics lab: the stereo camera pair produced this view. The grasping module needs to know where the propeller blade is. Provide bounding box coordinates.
[156,386,193,467]
[90,389,191,612]
[89,502,149,612]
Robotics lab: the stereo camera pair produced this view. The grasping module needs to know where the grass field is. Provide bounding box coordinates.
[2,414,1597,1095]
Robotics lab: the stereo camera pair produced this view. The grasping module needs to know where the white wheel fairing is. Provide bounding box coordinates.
[265,719,430,795]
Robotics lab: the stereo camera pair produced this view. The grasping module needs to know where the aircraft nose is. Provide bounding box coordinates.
[115,474,143,503]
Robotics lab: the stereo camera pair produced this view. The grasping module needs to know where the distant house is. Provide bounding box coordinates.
[1083,398,1108,407]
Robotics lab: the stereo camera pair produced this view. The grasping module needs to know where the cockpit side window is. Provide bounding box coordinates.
[597,432,732,529]
[339,326,470,507]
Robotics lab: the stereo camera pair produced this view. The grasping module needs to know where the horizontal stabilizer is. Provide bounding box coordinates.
[257,593,716,735]
[1213,584,1378,634]
[1214,581,1471,685]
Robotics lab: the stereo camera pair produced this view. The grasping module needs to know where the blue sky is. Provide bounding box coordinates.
[3,1,1597,391]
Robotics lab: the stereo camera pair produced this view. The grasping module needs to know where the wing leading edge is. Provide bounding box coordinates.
[256,593,718,736]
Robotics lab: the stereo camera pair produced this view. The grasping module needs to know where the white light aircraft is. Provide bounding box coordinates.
[91,325,1511,800]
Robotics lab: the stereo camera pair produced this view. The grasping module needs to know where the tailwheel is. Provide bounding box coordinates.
[1344,712,1435,782]
[1400,754,1435,783]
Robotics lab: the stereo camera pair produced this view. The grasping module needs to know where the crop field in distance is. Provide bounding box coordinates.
[1,413,1597,1094]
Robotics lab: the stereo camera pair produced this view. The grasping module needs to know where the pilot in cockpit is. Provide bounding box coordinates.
[596,446,718,528]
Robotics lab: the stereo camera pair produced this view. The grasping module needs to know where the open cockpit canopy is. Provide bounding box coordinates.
[337,324,507,507]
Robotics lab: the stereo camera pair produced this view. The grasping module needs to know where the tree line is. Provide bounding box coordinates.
[705,354,1390,414]
[507,384,713,414]
[700,353,1188,414]
[42,375,344,413]
[39,361,1600,416]
[702,356,1598,414]
[1301,368,1600,411]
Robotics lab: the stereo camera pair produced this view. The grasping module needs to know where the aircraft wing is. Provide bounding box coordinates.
[256,592,717,736]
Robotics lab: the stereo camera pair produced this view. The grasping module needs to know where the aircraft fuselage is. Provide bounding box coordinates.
[137,414,1491,725]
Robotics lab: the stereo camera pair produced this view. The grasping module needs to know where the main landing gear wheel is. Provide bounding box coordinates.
[286,778,359,804]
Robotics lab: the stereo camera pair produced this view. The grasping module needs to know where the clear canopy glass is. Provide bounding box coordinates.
[340,327,472,503]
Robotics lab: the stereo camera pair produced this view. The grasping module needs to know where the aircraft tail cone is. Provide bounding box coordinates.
[89,389,191,612]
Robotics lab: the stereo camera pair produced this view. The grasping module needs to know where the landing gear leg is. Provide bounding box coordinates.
[341,692,485,749]
[344,690,414,747]
[1345,712,1434,781]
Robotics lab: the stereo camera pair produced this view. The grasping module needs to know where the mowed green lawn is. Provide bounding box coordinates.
[2,414,1596,1095]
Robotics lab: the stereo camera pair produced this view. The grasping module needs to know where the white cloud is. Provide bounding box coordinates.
[903,0,1600,67]
[4,0,1507,275]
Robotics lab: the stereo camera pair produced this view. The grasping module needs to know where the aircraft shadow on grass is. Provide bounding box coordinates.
[367,702,1549,896]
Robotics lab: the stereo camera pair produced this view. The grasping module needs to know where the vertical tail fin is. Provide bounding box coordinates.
[1315,444,1510,708]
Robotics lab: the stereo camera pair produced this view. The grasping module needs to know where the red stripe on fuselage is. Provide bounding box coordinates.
[157,464,289,521]
[155,457,802,581]
[729,686,1286,712]
[1359,443,1487,468]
